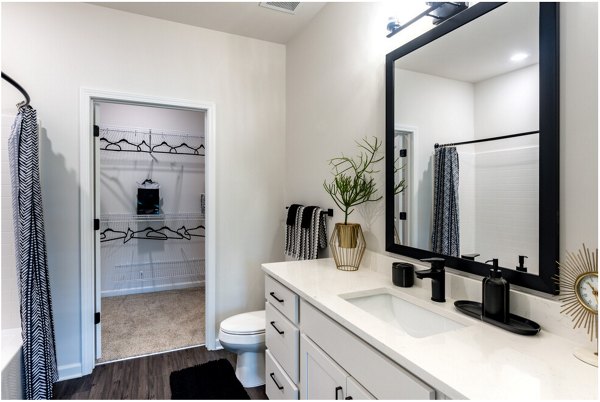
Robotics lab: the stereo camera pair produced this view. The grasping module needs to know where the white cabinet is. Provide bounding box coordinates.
[301,299,435,400]
[264,274,437,400]
[265,276,301,400]
[347,377,376,400]
[300,334,375,400]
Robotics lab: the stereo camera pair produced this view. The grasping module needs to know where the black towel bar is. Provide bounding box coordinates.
[285,206,333,217]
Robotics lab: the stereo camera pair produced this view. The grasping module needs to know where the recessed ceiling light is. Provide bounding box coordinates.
[510,53,529,62]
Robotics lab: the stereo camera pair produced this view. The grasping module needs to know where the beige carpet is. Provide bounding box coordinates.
[99,287,204,363]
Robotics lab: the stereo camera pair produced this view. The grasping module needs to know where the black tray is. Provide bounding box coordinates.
[454,300,541,336]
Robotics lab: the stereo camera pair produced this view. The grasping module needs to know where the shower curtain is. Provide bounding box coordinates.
[9,106,58,399]
[431,146,460,257]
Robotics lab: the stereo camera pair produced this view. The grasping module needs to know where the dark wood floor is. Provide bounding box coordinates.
[53,346,267,400]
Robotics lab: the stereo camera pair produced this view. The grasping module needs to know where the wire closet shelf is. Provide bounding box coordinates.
[98,127,205,156]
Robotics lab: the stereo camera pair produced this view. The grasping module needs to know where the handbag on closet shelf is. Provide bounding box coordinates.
[137,179,160,215]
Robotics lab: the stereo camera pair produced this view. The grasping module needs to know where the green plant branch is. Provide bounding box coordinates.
[393,157,407,195]
[323,137,384,224]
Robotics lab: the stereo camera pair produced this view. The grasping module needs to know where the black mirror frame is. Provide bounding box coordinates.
[385,2,559,294]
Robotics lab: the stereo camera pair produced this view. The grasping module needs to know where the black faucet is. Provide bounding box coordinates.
[415,258,446,302]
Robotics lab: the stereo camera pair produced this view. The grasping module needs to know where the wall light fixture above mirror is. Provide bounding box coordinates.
[386,2,468,38]
[385,2,559,294]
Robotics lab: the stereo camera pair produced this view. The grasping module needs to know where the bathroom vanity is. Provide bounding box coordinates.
[262,255,597,400]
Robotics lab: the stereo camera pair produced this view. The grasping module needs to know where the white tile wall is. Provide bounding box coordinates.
[473,144,539,273]
[458,148,476,257]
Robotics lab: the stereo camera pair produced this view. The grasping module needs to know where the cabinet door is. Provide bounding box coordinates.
[300,334,349,400]
[346,377,375,400]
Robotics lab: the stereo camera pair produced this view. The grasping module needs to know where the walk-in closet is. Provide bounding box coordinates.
[95,102,206,363]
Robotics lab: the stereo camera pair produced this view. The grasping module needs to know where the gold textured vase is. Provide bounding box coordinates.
[330,223,366,271]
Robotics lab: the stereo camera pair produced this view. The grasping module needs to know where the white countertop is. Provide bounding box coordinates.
[262,257,598,400]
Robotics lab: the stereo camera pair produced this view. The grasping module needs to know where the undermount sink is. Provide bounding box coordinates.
[340,289,468,338]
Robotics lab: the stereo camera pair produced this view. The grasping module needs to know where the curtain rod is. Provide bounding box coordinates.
[434,130,540,148]
[1,71,30,109]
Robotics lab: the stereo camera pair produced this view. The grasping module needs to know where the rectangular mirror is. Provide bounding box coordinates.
[385,3,559,294]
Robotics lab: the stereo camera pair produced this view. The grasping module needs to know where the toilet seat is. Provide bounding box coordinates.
[220,310,265,335]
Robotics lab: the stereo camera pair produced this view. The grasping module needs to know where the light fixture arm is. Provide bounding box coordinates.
[386,2,468,38]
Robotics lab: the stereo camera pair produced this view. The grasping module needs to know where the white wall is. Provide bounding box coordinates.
[1,2,286,377]
[474,64,539,140]
[560,2,598,257]
[286,2,597,344]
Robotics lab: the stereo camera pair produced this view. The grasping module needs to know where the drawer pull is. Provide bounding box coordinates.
[269,372,284,390]
[269,291,284,303]
[345,397,353,400]
[335,386,343,400]
[270,321,285,335]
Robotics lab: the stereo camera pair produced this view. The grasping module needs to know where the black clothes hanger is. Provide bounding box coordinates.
[131,226,186,241]
[186,224,205,238]
[151,141,205,156]
[99,137,151,153]
[177,224,205,240]
[100,228,134,243]
[99,131,204,156]
[100,223,203,244]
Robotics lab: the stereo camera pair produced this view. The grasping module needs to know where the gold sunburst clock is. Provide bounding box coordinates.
[556,244,598,367]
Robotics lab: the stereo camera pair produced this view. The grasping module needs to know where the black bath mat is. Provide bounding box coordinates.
[170,358,250,400]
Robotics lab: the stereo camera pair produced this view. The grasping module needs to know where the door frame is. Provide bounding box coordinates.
[79,88,217,375]
[394,124,418,246]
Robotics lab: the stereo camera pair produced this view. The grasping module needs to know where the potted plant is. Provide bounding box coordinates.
[323,137,383,270]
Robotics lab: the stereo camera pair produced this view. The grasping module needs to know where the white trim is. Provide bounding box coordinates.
[95,343,205,365]
[394,124,419,246]
[79,88,217,375]
[204,101,217,350]
[79,89,95,375]
[58,363,83,382]
[100,281,204,298]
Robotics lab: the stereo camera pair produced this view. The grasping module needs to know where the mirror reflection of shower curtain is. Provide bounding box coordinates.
[431,146,460,257]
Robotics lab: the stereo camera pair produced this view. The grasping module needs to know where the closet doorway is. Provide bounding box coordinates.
[79,90,216,369]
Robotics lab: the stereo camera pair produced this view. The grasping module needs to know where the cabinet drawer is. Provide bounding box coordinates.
[301,300,435,400]
[266,349,299,400]
[266,301,299,383]
[265,275,299,324]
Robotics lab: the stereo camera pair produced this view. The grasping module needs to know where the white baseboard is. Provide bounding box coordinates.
[58,363,82,381]
[213,339,223,350]
[101,280,203,298]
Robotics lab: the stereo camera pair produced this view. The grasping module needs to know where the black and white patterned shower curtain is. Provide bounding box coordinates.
[431,146,460,257]
[8,106,58,399]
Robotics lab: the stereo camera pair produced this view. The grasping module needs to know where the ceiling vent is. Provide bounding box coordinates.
[259,2,301,15]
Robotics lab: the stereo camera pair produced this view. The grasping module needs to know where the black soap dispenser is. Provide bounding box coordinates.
[516,255,528,272]
[482,259,510,323]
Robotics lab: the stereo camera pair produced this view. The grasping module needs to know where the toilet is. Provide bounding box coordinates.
[218,310,266,388]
